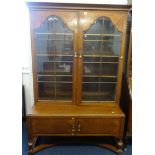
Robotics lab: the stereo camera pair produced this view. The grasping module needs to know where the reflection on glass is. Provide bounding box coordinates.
[35,16,73,101]
[82,17,121,102]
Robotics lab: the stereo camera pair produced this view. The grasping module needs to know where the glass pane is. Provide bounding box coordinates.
[100,83,116,101]
[101,64,118,75]
[38,83,54,100]
[82,17,121,102]
[35,16,73,55]
[56,83,72,100]
[82,83,99,101]
[55,62,72,75]
[35,16,73,101]
[83,17,121,56]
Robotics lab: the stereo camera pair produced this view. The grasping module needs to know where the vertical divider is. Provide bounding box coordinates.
[77,11,84,105]
[72,12,78,104]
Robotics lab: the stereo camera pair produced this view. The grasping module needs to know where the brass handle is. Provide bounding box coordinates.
[72,124,75,132]
[74,52,78,58]
[77,124,81,131]
[79,53,82,58]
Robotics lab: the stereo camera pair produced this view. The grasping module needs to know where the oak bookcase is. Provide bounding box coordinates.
[26,2,131,154]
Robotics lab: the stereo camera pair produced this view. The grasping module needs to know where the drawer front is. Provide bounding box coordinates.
[77,118,122,135]
[30,117,124,136]
[31,117,75,135]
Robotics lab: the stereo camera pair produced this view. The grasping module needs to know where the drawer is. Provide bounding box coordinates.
[31,117,75,135]
[76,118,123,135]
[29,117,124,136]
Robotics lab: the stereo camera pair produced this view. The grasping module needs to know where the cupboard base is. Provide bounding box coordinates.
[27,104,125,154]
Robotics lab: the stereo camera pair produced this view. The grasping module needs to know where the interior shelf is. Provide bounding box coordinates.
[37,53,118,58]
[38,72,72,75]
[36,39,72,41]
[83,34,121,37]
[82,91,113,96]
[82,82,116,84]
[35,32,73,35]
[83,54,119,58]
[84,40,120,42]
[82,93,115,102]
[38,74,72,77]
[83,75,117,78]
[83,62,118,64]
[37,61,72,63]
[37,53,73,57]
[38,81,72,83]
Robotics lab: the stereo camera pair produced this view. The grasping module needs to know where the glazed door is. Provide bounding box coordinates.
[77,11,127,104]
[30,10,78,103]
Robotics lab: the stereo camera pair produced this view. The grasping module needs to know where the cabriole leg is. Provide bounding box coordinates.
[116,138,124,154]
[28,138,33,155]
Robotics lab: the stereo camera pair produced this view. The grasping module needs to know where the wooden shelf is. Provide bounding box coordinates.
[82,92,115,102]
[83,82,116,84]
[37,54,118,58]
[38,81,72,83]
[35,32,73,35]
[37,61,72,63]
[83,62,118,64]
[37,54,73,57]
[84,34,121,37]
[38,72,72,75]
[82,92,114,96]
[36,39,72,41]
[40,89,71,98]
[84,40,120,42]
[38,74,72,77]
[83,54,119,58]
[83,75,117,78]
[38,99,71,102]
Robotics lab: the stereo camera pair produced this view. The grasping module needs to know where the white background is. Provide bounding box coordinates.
[1,0,155,155]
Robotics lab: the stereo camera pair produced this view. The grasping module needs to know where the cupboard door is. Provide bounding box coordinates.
[31,117,75,135]
[30,10,78,103]
[77,11,127,104]
[76,118,122,136]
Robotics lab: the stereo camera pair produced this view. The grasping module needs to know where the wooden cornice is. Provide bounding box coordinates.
[26,2,132,11]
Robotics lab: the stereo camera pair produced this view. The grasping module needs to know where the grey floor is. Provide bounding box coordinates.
[22,123,132,155]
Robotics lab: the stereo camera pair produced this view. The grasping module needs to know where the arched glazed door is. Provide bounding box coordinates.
[30,11,78,103]
[77,11,127,104]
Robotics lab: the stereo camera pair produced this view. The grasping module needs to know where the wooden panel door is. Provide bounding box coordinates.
[77,11,128,104]
[31,117,75,135]
[76,118,123,136]
[30,10,78,103]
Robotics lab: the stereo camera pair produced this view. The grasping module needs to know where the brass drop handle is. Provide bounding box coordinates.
[74,52,78,58]
[77,124,81,131]
[79,53,83,58]
[72,124,75,132]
